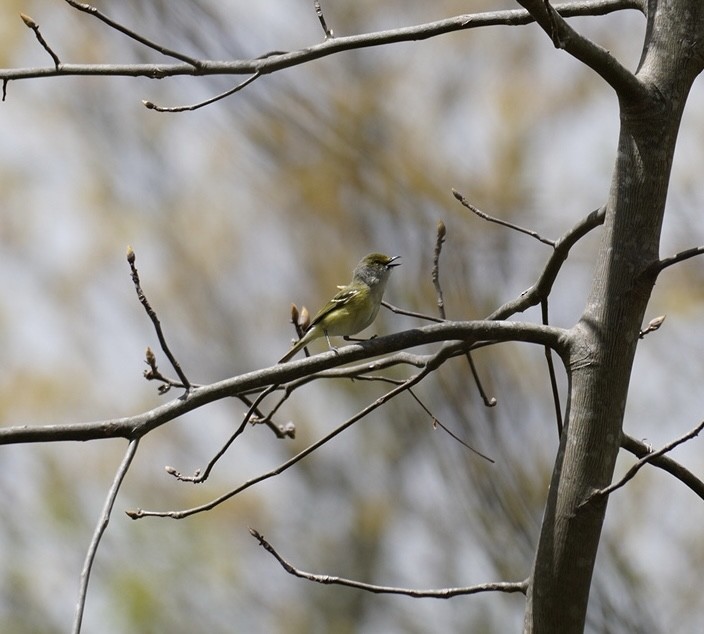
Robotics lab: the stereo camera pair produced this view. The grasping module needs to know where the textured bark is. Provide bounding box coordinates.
[524,2,704,631]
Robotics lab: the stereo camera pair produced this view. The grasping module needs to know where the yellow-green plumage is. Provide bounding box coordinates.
[279,253,400,363]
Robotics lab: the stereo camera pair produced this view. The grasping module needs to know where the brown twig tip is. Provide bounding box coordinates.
[249,527,262,540]
[142,100,156,110]
[145,346,156,366]
[298,306,310,331]
[436,220,446,240]
[289,303,300,324]
[639,314,666,339]
[126,245,136,264]
[314,0,334,39]
[20,11,61,69]
[20,13,37,28]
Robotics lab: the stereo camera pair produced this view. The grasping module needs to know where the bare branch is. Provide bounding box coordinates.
[20,13,61,69]
[0,320,568,446]
[432,220,448,318]
[381,300,444,323]
[488,205,606,321]
[167,384,279,483]
[541,299,563,435]
[514,0,649,101]
[2,1,642,86]
[314,1,334,39]
[249,528,528,597]
[650,245,704,276]
[63,0,202,67]
[127,365,438,520]
[453,189,555,246]
[127,246,191,391]
[407,389,495,463]
[72,439,140,634]
[143,72,261,112]
[580,420,704,509]
[430,217,496,406]
[620,433,704,501]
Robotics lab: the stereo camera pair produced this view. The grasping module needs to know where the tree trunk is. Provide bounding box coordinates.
[524,1,704,631]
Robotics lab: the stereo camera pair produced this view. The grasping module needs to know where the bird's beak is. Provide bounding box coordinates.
[388,255,402,267]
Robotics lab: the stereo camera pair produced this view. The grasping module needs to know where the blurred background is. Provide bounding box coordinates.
[1,1,703,632]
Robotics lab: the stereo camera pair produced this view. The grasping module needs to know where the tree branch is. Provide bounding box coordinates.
[580,421,704,509]
[249,528,528,597]
[128,362,440,519]
[63,0,202,67]
[0,320,567,445]
[488,205,606,321]
[514,0,649,101]
[3,1,642,87]
[72,438,139,634]
[127,247,191,390]
[649,245,704,276]
[20,14,61,69]
[620,432,704,500]
[453,189,555,246]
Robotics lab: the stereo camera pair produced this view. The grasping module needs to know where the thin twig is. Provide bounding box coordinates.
[408,388,494,463]
[20,14,61,69]
[142,347,293,437]
[432,217,496,406]
[127,246,191,390]
[143,72,261,112]
[167,384,279,483]
[452,189,555,246]
[541,299,563,435]
[127,365,440,519]
[63,0,202,67]
[621,433,704,500]
[314,0,334,39]
[72,439,139,634]
[650,245,704,276]
[0,320,568,445]
[515,0,648,102]
[2,1,643,85]
[580,420,704,509]
[464,352,497,407]
[542,0,564,47]
[488,205,606,321]
[382,300,444,323]
[432,220,447,319]
[249,528,528,597]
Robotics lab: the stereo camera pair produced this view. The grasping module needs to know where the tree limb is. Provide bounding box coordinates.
[2,1,642,86]
[63,0,202,67]
[72,438,140,634]
[128,363,439,519]
[515,0,649,101]
[488,206,606,321]
[0,320,568,445]
[620,431,704,500]
[580,421,704,509]
[249,528,528,597]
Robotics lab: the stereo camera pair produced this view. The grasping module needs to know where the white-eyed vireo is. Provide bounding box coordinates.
[279,253,401,363]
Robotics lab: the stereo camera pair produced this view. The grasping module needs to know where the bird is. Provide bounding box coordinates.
[278,252,401,363]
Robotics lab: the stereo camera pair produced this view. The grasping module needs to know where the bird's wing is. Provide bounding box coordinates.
[309,287,360,326]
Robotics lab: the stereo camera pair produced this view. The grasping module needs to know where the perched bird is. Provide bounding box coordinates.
[279,253,400,363]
